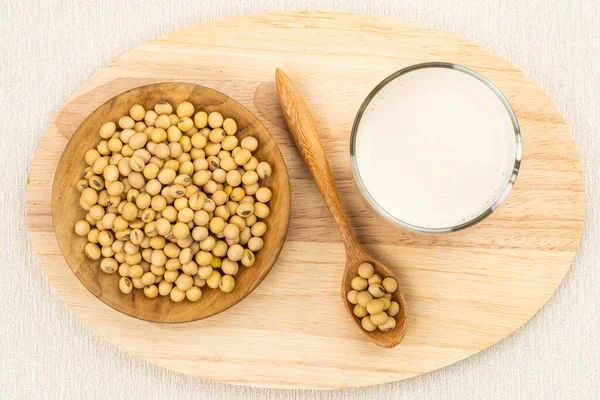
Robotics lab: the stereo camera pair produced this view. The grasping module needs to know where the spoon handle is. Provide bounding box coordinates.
[275,68,359,251]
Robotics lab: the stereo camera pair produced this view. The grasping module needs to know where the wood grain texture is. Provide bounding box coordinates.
[276,68,407,347]
[52,82,290,323]
[25,12,584,389]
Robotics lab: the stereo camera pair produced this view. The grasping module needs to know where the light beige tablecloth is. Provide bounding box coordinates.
[1,0,599,398]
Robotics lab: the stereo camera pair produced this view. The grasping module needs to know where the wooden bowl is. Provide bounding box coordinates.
[52,82,291,323]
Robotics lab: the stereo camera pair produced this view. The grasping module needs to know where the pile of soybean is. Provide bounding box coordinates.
[74,100,273,303]
[347,262,400,332]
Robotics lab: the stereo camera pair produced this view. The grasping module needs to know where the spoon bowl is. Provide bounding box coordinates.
[342,255,407,348]
[275,68,407,347]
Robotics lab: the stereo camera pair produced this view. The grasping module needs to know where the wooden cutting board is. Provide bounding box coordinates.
[26,11,584,389]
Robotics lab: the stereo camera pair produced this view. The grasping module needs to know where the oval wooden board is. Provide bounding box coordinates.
[26,11,584,389]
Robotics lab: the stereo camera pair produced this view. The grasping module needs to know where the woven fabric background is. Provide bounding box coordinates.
[1,0,599,398]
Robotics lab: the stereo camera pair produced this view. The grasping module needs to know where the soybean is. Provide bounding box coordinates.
[347,263,401,333]
[76,101,274,304]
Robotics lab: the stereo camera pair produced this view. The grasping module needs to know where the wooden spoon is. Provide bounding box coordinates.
[275,68,407,348]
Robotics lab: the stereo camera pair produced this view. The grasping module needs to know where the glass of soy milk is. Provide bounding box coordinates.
[350,63,521,234]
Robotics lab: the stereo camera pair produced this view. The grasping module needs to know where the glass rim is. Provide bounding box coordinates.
[349,62,522,234]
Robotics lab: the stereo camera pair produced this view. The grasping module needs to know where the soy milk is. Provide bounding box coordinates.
[354,67,517,230]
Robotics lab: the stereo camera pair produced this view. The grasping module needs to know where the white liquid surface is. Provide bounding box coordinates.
[355,67,517,229]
